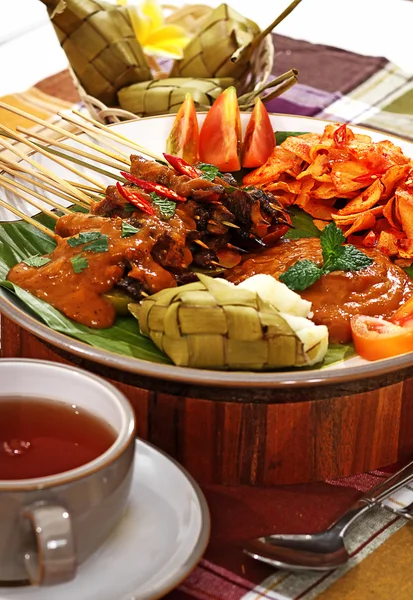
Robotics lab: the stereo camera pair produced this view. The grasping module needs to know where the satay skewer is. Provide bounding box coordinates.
[68,181,104,194]
[0,159,91,210]
[0,101,131,165]
[17,127,130,172]
[0,197,55,238]
[70,109,165,162]
[0,125,103,194]
[0,172,72,216]
[29,144,126,183]
[0,175,59,220]
[56,112,139,161]
[0,134,91,205]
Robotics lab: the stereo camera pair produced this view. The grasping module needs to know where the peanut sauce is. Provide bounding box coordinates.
[226,237,413,343]
[8,212,192,329]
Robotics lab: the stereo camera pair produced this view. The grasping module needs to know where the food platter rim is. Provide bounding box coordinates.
[1,112,413,389]
[107,111,413,150]
[2,288,413,389]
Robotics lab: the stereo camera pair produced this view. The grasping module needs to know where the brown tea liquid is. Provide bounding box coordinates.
[0,397,117,480]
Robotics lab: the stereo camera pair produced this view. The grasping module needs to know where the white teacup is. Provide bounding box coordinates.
[0,359,136,585]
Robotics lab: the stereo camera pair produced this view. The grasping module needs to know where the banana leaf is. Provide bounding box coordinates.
[0,132,355,369]
[0,215,170,364]
[285,206,321,240]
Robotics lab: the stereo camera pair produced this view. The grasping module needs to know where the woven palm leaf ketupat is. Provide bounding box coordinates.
[117,76,236,115]
[116,68,298,116]
[38,0,152,106]
[170,4,260,82]
[131,275,328,370]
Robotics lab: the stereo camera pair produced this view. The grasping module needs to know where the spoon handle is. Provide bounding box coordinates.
[332,458,413,535]
[363,458,413,504]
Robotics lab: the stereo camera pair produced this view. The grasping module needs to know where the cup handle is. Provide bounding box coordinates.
[22,504,76,585]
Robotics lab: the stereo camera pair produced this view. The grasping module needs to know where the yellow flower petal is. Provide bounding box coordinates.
[140,0,164,31]
[116,0,128,5]
[145,24,190,47]
[143,43,185,59]
[128,5,152,45]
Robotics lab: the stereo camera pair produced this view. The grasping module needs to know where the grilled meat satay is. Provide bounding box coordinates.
[130,154,224,199]
[92,185,224,270]
[129,154,292,246]
[7,152,293,329]
[8,209,195,328]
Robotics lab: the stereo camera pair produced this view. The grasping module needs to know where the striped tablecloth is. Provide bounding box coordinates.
[2,33,413,600]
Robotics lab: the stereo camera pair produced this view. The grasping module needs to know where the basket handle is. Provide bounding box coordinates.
[81,95,140,124]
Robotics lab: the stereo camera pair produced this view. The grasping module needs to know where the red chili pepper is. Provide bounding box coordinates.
[116,182,155,215]
[354,172,384,184]
[120,171,186,202]
[163,153,200,179]
[333,123,349,148]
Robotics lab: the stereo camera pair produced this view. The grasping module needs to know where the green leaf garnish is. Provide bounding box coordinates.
[275,131,309,145]
[150,192,176,219]
[83,235,108,253]
[279,260,322,292]
[124,203,137,213]
[320,223,346,272]
[284,206,321,240]
[70,255,89,274]
[198,163,221,182]
[280,222,373,291]
[332,244,373,272]
[23,255,51,268]
[121,222,141,238]
[67,231,101,247]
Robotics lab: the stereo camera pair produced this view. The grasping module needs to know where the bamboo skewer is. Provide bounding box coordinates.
[0,197,55,238]
[0,172,71,216]
[0,125,106,192]
[0,176,58,220]
[231,0,303,63]
[0,101,131,166]
[57,112,130,156]
[68,181,104,194]
[0,159,91,211]
[71,109,165,162]
[0,133,91,206]
[71,188,103,200]
[57,112,142,162]
[31,144,126,183]
[18,127,130,173]
[0,125,102,195]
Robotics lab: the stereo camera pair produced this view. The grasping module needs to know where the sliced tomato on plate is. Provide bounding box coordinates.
[241,98,275,168]
[390,295,413,328]
[350,315,413,361]
[199,86,241,172]
[166,93,199,164]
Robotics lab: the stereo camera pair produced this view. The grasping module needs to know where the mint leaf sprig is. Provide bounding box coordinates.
[198,163,221,182]
[279,222,373,291]
[150,192,176,219]
[23,255,51,268]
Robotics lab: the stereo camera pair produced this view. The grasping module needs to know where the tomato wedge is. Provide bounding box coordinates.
[350,315,413,361]
[166,93,199,164]
[199,86,241,172]
[390,295,413,328]
[241,98,275,168]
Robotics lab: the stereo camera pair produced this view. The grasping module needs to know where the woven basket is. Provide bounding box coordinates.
[71,3,274,124]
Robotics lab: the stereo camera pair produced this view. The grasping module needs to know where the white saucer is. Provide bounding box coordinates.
[0,440,210,600]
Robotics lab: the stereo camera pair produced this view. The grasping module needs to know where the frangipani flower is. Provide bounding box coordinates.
[116,0,191,59]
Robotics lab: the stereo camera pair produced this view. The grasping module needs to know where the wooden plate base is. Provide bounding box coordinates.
[2,316,413,486]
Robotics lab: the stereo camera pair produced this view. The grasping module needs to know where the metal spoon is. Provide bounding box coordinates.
[244,460,413,571]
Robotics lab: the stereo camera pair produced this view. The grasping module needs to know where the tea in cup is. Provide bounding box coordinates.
[0,359,136,585]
